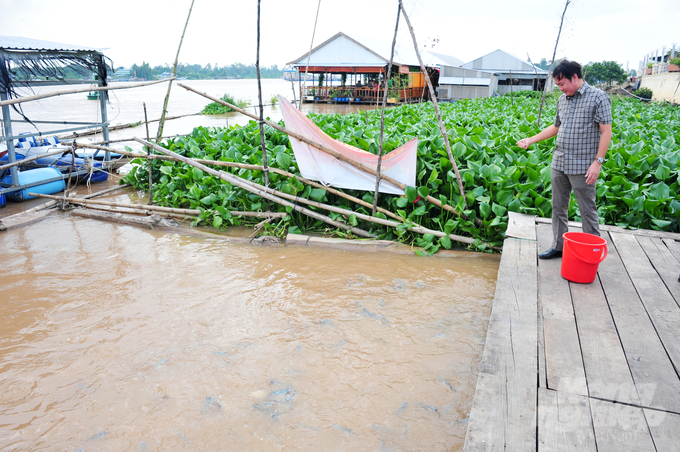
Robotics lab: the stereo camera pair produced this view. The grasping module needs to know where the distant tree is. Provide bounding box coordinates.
[131,62,153,80]
[582,61,627,87]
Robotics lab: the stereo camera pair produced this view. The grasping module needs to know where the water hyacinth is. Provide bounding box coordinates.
[122,94,679,252]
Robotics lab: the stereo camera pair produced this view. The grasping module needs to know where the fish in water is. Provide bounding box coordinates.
[86,430,108,441]
[318,319,334,326]
[333,338,347,349]
[394,402,408,414]
[420,403,438,412]
[438,376,455,392]
[138,442,148,452]
[332,423,358,436]
[212,351,229,356]
[202,396,223,413]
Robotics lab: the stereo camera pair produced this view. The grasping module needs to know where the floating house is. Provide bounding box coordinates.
[438,49,549,100]
[287,32,462,105]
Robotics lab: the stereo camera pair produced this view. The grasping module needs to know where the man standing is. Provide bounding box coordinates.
[517,60,612,259]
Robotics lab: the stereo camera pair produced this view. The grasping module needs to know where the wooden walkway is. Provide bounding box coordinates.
[464,213,680,451]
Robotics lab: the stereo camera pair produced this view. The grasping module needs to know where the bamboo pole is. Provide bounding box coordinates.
[0,79,176,107]
[373,3,401,215]
[0,148,71,170]
[537,0,571,127]
[27,193,287,219]
[134,138,375,238]
[176,83,476,224]
[74,142,402,221]
[397,0,467,208]
[156,0,195,142]
[255,0,270,190]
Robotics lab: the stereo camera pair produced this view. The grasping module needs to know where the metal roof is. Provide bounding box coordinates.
[439,76,491,86]
[287,32,462,69]
[0,36,107,52]
[462,49,547,74]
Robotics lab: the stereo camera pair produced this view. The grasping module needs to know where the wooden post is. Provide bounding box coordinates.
[372,3,401,215]
[398,0,467,207]
[156,0,195,142]
[255,0,270,190]
[143,102,153,204]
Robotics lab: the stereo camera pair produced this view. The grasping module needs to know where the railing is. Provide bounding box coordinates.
[302,85,426,103]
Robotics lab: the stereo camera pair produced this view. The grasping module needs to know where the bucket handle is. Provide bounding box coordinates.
[573,242,608,264]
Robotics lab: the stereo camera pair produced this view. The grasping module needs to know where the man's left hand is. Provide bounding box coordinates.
[585,161,601,185]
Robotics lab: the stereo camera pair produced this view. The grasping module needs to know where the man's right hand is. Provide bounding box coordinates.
[516,138,531,149]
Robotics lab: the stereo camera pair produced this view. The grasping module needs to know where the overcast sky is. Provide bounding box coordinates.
[2,0,678,71]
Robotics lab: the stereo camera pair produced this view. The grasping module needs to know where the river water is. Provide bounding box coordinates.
[0,79,499,451]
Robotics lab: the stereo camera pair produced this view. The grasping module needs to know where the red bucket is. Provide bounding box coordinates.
[561,232,608,284]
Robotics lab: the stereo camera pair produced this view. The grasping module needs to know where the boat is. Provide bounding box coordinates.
[87,90,100,100]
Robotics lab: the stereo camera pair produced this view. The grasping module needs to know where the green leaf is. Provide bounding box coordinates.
[200,193,218,205]
[423,233,435,243]
[310,188,327,202]
[417,186,430,198]
[192,168,204,181]
[213,215,223,228]
[439,235,452,249]
[276,152,292,169]
[405,186,418,202]
[159,166,173,175]
[479,202,491,218]
[396,197,409,208]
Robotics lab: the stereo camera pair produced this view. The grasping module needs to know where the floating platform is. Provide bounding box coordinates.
[464,213,680,451]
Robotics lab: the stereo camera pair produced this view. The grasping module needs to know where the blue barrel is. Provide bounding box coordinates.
[0,193,5,208]
[1,167,66,202]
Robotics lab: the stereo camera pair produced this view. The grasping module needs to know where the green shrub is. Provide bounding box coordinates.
[201,94,250,114]
[634,87,653,100]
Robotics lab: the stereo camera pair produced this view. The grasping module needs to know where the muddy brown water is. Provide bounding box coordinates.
[0,200,498,451]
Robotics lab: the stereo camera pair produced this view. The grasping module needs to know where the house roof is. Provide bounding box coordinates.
[462,49,547,74]
[287,32,461,69]
[0,36,107,52]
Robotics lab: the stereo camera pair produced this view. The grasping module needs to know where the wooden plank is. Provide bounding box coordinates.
[597,232,680,413]
[611,232,680,373]
[506,211,537,240]
[637,236,680,307]
[590,399,655,452]
[535,217,680,241]
[537,388,596,451]
[0,209,56,231]
[464,238,538,451]
[644,409,680,451]
[536,224,588,396]
[663,239,680,262]
[571,275,640,405]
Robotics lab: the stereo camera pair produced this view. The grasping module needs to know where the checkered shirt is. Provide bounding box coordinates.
[552,81,612,174]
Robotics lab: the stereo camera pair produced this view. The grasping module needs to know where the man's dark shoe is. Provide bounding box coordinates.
[538,248,562,259]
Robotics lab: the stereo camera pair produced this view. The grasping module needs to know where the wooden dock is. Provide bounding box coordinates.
[464,213,680,451]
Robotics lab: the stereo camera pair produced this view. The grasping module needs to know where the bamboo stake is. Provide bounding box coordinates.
[237,167,497,249]
[134,138,375,238]
[0,79,176,107]
[176,83,476,224]
[255,0,270,190]
[0,148,71,171]
[27,193,287,219]
[143,102,153,204]
[537,0,571,127]
[373,3,401,215]
[398,0,467,208]
[156,0,195,143]
[74,142,402,222]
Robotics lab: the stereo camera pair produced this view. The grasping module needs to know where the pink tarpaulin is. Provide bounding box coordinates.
[278,96,417,195]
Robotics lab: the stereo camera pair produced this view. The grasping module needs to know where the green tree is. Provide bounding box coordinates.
[131,62,153,80]
[582,61,627,87]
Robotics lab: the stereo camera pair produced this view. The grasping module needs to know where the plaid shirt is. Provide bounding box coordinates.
[552,81,612,174]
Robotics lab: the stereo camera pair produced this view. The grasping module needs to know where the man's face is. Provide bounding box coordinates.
[554,74,580,96]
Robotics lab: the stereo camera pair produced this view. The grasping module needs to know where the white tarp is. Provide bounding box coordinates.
[279,96,417,195]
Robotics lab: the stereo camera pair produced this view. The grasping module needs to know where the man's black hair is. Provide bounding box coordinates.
[553,60,583,80]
